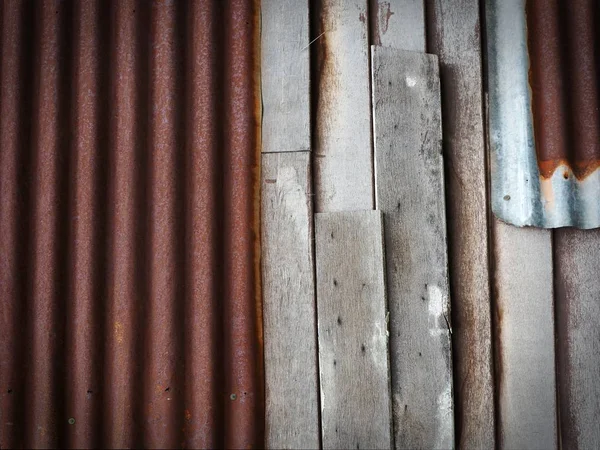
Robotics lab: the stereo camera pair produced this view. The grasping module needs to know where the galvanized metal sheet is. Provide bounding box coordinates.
[486,0,600,229]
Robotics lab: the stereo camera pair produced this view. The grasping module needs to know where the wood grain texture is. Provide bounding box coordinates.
[313,0,373,212]
[493,220,557,450]
[315,210,392,449]
[261,152,320,449]
[555,229,600,450]
[426,3,495,447]
[370,0,425,52]
[261,0,310,153]
[372,47,453,449]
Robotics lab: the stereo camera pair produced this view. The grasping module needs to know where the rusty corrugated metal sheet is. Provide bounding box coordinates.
[0,0,263,448]
[486,0,600,228]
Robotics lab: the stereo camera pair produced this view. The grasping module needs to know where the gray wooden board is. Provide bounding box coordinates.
[371,46,453,449]
[315,210,392,449]
[261,152,320,449]
[555,229,600,450]
[261,0,310,153]
[426,2,495,447]
[493,220,557,450]
[313,0,373,212]
[370,0,425,52]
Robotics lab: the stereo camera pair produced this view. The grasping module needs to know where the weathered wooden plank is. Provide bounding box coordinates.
[555,229,600,449]
[370,0,425,52]
[493,220,557,449]
[426,3,495,447]
[261,0,310,153]
[313,0,373,212]
[261,152,320,449]
[372,46,453,449]
[315,210,392,449]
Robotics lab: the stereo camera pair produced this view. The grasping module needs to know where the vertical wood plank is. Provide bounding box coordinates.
[426,3,496,447]
[313,0,373,212]
[315,210,392,449]
[370,0,425,52]
[261,0,310,153]
[493,221,557,449]
[372,46,453,449]
[555,229,600,449]
[261,151,320,449]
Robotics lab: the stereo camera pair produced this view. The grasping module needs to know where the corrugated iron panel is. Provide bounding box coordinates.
[0,0,263,448]
[486,0,600,228]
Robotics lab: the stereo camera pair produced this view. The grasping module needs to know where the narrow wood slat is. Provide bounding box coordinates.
[315,210,392,449]
[262,152,320,449]
[261,0,310,153]
[493,220,557,449]
[555,229,600,449]
[372,46,453,449]
[370,0,425,52]
[426,3,495,447]
[313,0,373,212]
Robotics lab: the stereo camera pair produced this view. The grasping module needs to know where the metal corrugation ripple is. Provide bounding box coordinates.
[0,1,263,448]
[487,0,600,228]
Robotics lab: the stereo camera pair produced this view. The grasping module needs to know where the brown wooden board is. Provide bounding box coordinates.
[372,46,454,449]
[261,152,320,448]
[370,0,425,52]
[555,229,600,449]
[261,0,310,154]
[426,2,495,447]
[315,210,393,449]
[313,0,373,212]
[493,220,557,449]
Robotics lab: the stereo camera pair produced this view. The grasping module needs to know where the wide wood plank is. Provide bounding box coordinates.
[370,0,425,52]
[313,0,373,212]
[555,229,600,449]
[261,152,320,449]
[261,0,310,153]
[372,46,453,449]
[426,3,495,447]
[492,221,557,449]
[315,210,392,449]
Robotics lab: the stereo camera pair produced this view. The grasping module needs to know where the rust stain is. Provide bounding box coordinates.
[491,249,505,449]
[380,2,394,35]
[537,159,600,181]
[540,177,556,213]
[369,1,394,45]
[311,0,331,177]
[114,321,124,345]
